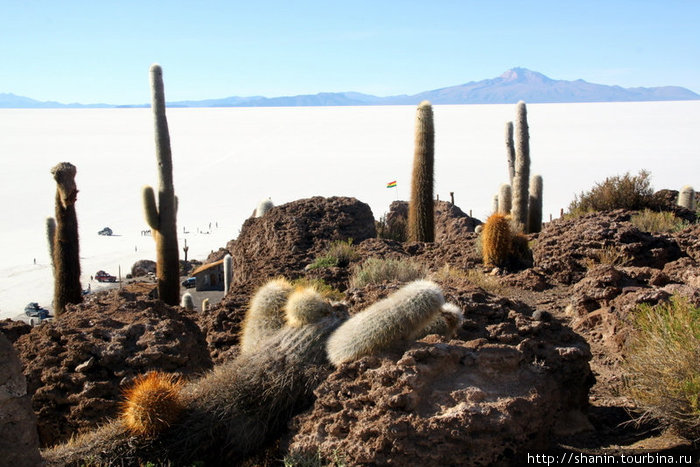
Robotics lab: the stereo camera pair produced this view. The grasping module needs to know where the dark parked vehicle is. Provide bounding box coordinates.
[181,277,196,288]
[95,270,117,282]
[25,302,51,325]
[98,227,113,236]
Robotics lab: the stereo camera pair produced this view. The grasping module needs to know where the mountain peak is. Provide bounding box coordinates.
[500,68,550,83]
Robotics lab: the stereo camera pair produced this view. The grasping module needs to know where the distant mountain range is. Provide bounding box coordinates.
[2,68,698,109]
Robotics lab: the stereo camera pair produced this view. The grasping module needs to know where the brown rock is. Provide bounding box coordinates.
[0,334,42,466]
[13,288,212,447]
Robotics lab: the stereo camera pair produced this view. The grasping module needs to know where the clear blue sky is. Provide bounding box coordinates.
[2,0,699,104]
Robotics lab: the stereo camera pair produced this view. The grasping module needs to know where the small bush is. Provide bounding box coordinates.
[622,296,700,439]
[568,170,654,215]
[583,245,631,269]
[350,257,426,288]
[631,209,690,233]
[307,239,358,269]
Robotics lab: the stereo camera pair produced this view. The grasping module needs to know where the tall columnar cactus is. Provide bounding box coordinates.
[527,174,543,233]
[239,278,293,354]
[492,194,499,214]
[223,254,233,292]
[678,185,696,211]
[326,280,444,366]
[482,213,513,268]
[498,183,512,215]
[142,64,180,306]
[407,101,435,242]
[505,121,515,185]
[50,162,82,316]
[511,101,530,232]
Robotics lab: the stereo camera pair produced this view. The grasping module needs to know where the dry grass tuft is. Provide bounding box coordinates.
[583,245,631,269]
[622,296,700,439]
[631,209,690,233]
[308,239,358,269]
[121,371,184,436]
[350,257,426,288]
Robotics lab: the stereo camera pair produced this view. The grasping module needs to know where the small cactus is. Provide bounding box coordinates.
[482,213,512,268]
[511,101,530,232]
[201,298,210,312]
[255,198,274,217]
[326,280,444,366]
[285,287,333,328]
[121,372,184,436]
[50,162,82,316]
[498,183,512,215]
[527,174,543,233]
[678,185,696,211]
[492,194,499,214]
[181,293,194,311]
[223,254,233,292]
[142,64,180,306]
[239,278,293,354]
[407,101,435,242]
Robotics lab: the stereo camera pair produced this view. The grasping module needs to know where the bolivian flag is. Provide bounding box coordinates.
[386,180,397,188]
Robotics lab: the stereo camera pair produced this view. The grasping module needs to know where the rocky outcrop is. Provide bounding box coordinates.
[287,281,593,465]
[12,289,212,447]
[229,197,376,285]
[130,259,156,277]
[533,210,683,284]
[0,333,42,466]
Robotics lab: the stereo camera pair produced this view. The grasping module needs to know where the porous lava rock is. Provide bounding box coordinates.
[673,224,700,262]
[130,259,156,277]
[288,281,593,465]
[0,318,33,344]
[533,210,683,285]
[12,288,212,447]
[0,333,42,466]
[380,200,481,244]
[229,197,376,286]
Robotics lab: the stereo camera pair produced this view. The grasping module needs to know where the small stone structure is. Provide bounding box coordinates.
[191,259,225,291]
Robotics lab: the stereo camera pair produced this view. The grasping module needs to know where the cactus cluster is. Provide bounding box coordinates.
[481,212,532,269]
[142,64,180,306]
[47,279,462,464]
[497,102,543,233]
[407,101,435,242]
[49,162,83,316]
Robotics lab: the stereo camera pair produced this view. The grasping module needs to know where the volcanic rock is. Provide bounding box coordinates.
[12,288,212,447]
[0,333,42,466]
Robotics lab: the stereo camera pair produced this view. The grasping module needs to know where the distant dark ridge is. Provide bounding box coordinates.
[2,68,698,108]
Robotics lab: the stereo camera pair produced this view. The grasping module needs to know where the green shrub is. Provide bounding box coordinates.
[631,209,690,233]
[350,257,426,288]
[290,278,344,301]
[622,296,700,438]
[307,239,358,269]
[568,170,654,215]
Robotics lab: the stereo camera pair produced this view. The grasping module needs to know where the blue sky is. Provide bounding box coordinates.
[1,0,699,104]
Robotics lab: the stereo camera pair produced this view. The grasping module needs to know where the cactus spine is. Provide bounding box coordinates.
[498,183,512,215]
[142,64,180,306]
[678,185,696,210]
[407,101,435,242]
[239,278,293,354]
[181,293,194,310]
[505,121,515,185]
[482,213,513,268]
[223,254,233,292]
[50,162,82,316]
[326,280,444,366]
[285,287,333,328]
[527,174,543,233]
[511,101,530,232]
